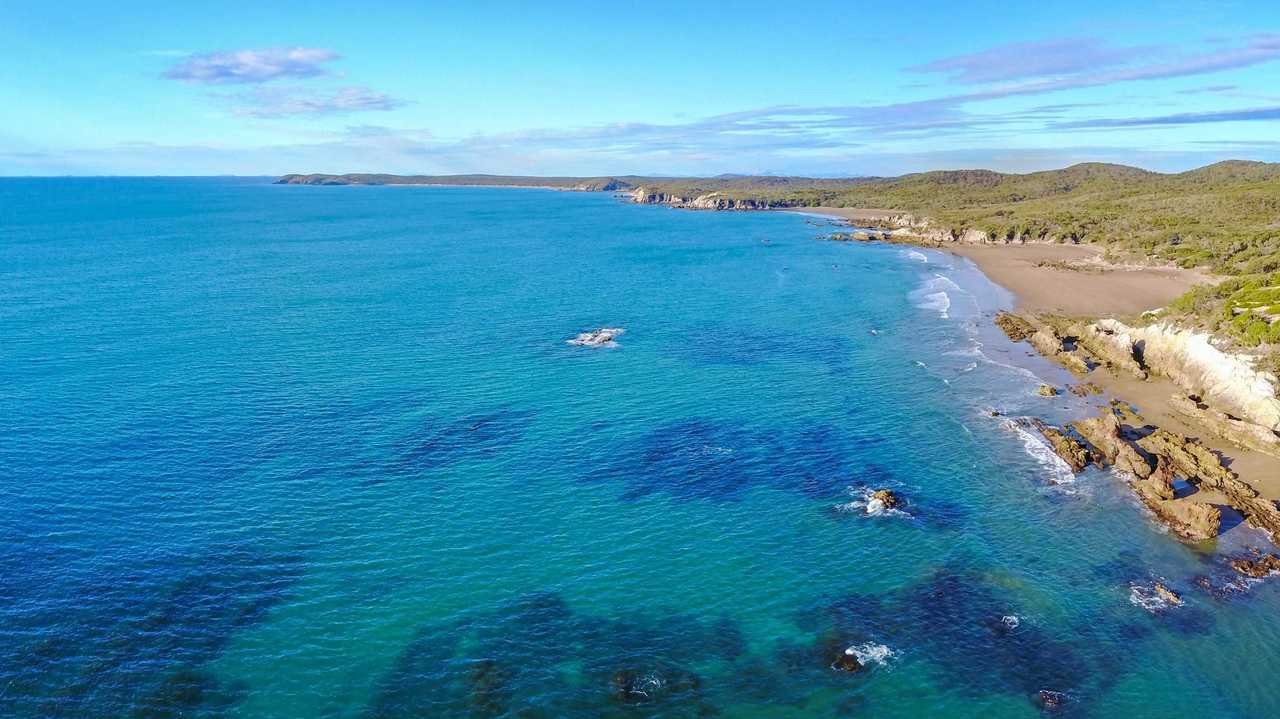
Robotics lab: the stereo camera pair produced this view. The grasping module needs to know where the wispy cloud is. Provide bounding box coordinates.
[1057,105,1280,128]
[1178,84,1238,94]
[222,86,408,117]
[909,37,1155,84]
[164,47,340,84]
[910,33,1280,100]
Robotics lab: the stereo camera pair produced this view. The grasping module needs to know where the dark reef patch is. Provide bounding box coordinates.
[582,417,881,502]
[366,592,743,718]
[796,565,1102,710]
[0,544,303,719]
[397,407,537,472]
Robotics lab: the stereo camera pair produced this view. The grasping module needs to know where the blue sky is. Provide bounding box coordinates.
[3,0,1280,176]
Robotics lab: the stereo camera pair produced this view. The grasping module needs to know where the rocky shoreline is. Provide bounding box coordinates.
[994,310,1280,562]
[627,187,1280,578]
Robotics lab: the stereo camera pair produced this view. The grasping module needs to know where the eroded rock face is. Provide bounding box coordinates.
[1092,319,1280,432]
[1076,321,1148,379]
[1170,393,1280,458]
[1137,429,1235,488]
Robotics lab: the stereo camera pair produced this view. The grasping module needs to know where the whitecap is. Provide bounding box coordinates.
[1001,615,1021,630]
[908,274,962,319]
[1128,582,1182,613]
[1002,419,1076,486]
[844,642,898,667]
[901,249,929,263]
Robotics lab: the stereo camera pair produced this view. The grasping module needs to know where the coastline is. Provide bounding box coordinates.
[790,205,1280,511]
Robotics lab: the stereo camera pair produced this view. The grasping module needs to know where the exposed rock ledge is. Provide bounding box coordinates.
[994,312,1280,458]
[1090,319,1280,432]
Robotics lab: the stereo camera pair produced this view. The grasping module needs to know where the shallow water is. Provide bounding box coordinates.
[3,178,1279,718]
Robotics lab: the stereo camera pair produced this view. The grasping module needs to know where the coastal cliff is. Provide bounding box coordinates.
[629,187,814,211]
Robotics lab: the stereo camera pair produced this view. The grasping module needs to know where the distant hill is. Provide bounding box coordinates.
[275,173,643,192]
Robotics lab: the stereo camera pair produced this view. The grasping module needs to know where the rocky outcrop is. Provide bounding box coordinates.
[1133,480,1221,541]
[1230,553,1280,578]
[869,489,900,510]
[1072,408,1153,479]
[629,187,806,211]
[995,312,1280,457]
[994,312,1036,342]
[997,314,1094,374]
[1030,419,1097,472]
[1071,407,1280,542]
[1090,320,1280,432]
[568,327,625,347]
[1036,384,1059,397]
[1075,321,1148,379]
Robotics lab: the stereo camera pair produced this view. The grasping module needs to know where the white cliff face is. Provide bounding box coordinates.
[1093,319,1280,431]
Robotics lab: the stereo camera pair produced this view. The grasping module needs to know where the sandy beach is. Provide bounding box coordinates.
[946,244,1211,317]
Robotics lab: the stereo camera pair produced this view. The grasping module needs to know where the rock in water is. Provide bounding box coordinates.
[830,648,864,673]
[568,327,625,347]
[870,489,900,509]
[1153,582,1183,606]
[1230,553,1280,578]
[1037,384,1059,397]
[1030,419,1098,472]
[1034,690,1069,711]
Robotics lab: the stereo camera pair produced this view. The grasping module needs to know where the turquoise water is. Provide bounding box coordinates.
[3,178,1279,718]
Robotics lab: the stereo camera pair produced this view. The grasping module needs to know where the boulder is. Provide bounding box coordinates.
[1068,382,1103,397]
[1037,384,1059,397]
[869,489,900,509]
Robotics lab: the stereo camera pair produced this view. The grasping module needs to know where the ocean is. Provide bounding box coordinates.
[2,177,1279,718]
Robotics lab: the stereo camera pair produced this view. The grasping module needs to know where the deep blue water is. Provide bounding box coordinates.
[3,178,1279,718]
